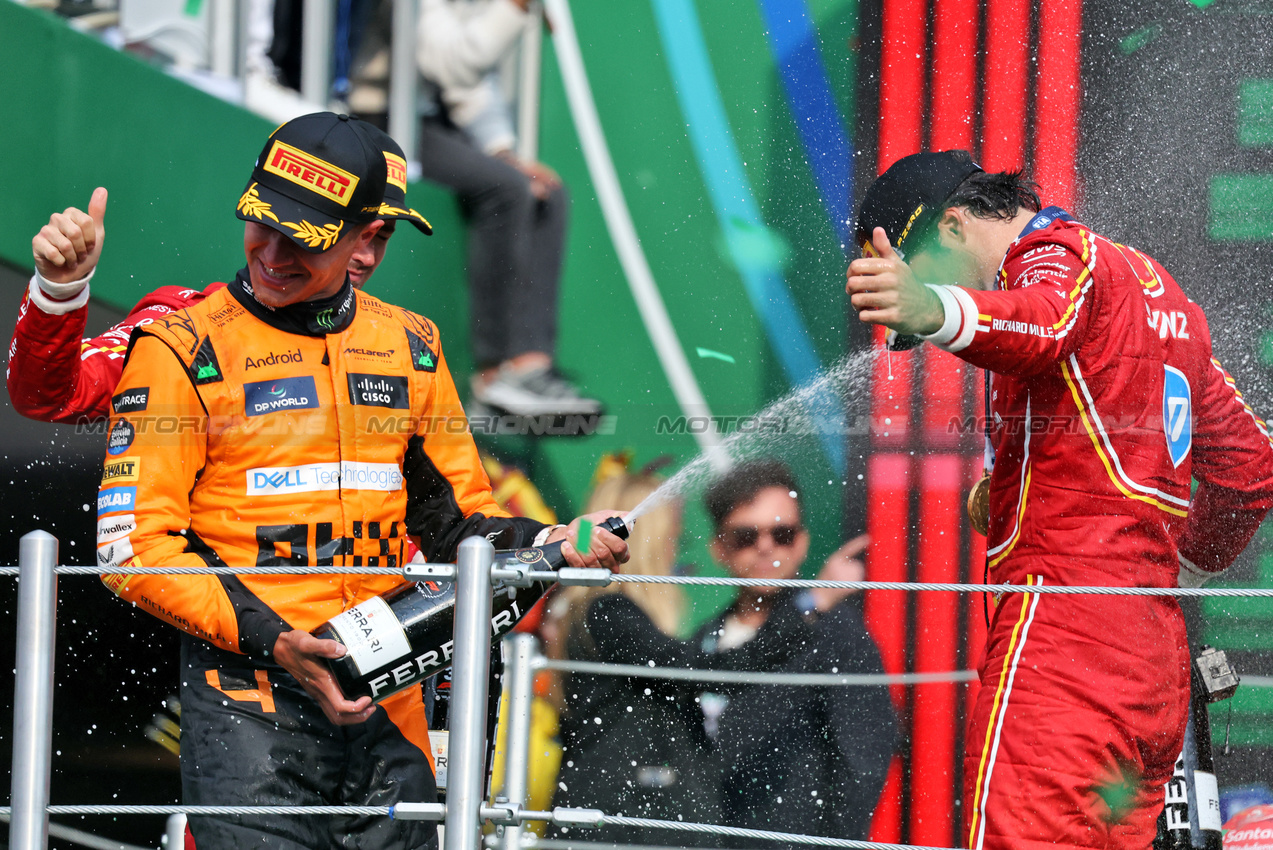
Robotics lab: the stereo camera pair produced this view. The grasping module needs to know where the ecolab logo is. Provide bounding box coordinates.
[98,486,137,517]
[246,461,405,495]
[245,348,303,369]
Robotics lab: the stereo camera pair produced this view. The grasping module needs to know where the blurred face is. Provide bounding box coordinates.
[904,208,1001,291]
[348,220,396,288]
[907,241,981,290]
[710,486,810,584]
[243,220,379,308]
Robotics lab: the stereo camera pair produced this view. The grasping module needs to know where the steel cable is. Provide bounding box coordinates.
[538,658,977,686]
[579,814,957,850]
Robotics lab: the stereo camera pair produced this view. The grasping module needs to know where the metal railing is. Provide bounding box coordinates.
[8,530,1273,850]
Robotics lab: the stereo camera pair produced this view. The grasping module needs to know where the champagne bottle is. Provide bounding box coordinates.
[314,517,629,703]
[1153,647,1232,850]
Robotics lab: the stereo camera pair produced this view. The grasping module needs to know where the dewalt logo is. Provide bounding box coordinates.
[102,458,141,485]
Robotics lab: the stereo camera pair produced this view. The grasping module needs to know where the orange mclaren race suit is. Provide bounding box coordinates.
[919,209,1273,850]
[95,270,547,850]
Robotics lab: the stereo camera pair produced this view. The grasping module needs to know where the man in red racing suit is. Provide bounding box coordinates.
[8,125,429,426]
[847,151,1273,850]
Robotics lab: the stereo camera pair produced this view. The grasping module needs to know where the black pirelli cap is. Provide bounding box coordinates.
[854,150,984,257]
[235,112,388,253]
[362,123,433,236]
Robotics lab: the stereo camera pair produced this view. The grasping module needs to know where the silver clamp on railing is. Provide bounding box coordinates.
[555,568,612,587]
[390,802,447,821]
[403,562,457,582]
[549,807,606,828]
[482,801,523,826]
[490,566,555,587]
[403,562,611,588]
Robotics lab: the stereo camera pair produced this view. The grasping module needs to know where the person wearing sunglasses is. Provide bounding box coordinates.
[693,459,896,846]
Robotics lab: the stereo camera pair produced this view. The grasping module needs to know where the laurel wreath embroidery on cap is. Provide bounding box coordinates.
[283,220,343,250]
[378,203,431,228]
[237,183,279,223]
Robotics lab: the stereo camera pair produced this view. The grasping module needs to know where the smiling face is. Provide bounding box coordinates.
[710,485,810,585]
[243,220,381,307]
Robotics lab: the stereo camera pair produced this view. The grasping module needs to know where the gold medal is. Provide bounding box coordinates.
[967,475,991,536]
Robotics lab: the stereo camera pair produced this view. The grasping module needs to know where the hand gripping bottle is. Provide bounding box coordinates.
[313,517,629,703]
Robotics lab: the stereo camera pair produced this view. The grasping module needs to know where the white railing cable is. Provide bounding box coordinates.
[3,567,1273,598]
[607,575,1273,597]
[538,658,977,687]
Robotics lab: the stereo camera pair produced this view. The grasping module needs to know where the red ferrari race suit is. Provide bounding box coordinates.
[5,271,225,423]
[921,209,1273,850]
[95,271,547,849]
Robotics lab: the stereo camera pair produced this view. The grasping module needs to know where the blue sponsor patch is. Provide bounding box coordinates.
[107,419,135,455]
[243,376,319,417]
[1163,365,1192,468]
[98,486,137,517]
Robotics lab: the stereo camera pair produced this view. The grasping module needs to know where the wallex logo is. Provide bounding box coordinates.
[385,152,408,191]
[97,513,135,543]
[245,348,303,370]
[102,458,141,486]
[243,376,319,417]
[264,140,359,207]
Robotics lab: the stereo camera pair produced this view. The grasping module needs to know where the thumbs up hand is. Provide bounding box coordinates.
[33,187,108,287]
[845,226,944,337]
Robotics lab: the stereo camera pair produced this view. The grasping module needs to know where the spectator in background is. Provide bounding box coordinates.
[695,459,896,845]
[413,0,600,419]
[544,459,829,843]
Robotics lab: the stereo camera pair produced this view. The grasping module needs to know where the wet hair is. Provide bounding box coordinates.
[705,459,802,532]
[944,150,1042,222]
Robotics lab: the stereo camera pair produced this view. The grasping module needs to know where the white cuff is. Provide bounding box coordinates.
[1177,553,1215,588]
[920,285,979,352]
[29,269,93,315]
[533,524,566,547]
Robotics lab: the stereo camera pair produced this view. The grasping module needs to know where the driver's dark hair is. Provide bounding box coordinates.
[945,150,1042,221]
[705,459,802,532]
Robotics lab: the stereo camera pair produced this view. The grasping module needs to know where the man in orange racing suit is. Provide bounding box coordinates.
[847,151,1273,850]
[95,112,627,850]
[9,124,430,425]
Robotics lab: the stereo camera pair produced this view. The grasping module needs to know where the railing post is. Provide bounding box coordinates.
[498,634,537,850]
[300,0,334,105]
[444,537,495,850]
[9,531,59,850]
[514,2,543,163]
[388,0,419,173]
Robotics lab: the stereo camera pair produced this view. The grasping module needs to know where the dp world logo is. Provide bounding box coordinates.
[1163,365,1192,468]
[243,376,319,416]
